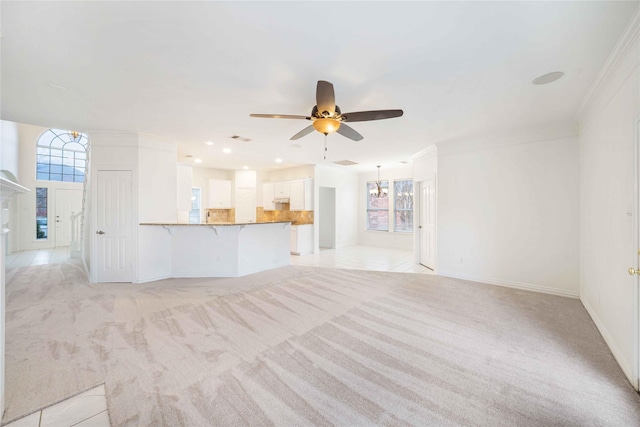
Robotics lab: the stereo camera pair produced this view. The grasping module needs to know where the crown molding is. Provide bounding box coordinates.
[411,144,437,159]
[575,7,640,122]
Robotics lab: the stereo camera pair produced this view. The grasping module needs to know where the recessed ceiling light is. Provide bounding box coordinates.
[194,158,202,163]
[223,148,231,154]
[275,158,283,163]
[205,141,214,146]
[532,71,564,85]
[243,165,249,170]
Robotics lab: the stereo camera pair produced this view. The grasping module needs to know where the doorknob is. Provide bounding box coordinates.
[628,267,640,275]
[96,230,105,235]
[418,225,423,229]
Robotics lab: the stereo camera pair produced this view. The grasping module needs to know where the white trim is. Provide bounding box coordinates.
[575,8,640,123]
[411,144,437,159]
[438,271,579,299]
[581,296,638,389]
[82,256,90,281]
[636,117,640,391]
[135,274,172,284]
[435,121,578,157]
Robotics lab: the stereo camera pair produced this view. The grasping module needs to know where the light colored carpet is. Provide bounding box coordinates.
[3,261,640,426]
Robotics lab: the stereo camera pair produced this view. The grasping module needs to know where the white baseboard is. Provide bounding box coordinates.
[581,296,638,390]
[135,273,171,284]
[169,271,236,279]
[81,258,90,281]
[438,271,580,299]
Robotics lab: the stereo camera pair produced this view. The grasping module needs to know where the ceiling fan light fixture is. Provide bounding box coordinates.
[313,118,341,135]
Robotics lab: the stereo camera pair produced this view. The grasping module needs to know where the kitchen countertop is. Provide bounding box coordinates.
[140,221,292,226]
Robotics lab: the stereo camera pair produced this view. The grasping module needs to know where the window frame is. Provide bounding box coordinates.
[35,187,48,240]
[189,187,202,224]
[393,179,414,233]
[35,129,88,183]
[366,180,390,231]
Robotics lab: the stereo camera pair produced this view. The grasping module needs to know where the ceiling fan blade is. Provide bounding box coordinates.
[336,123,364,141]
[250,114,311,120]
[290,125,315,140]
[316,80,335,115]
[341,109,403,122]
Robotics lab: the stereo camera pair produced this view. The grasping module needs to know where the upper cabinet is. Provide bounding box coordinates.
[208,179,232,209]
[263,178,313,211]
[290,178,313,211]
[262,182,275,211]
[274,182,290,198]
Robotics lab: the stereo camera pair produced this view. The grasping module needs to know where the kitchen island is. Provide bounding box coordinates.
[138,221,291,282]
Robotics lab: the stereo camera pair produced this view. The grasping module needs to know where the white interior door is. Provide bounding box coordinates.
[235,187,255,223]
[319,187,336,249]
[54,189,83,247]
[96,170,133,282]
[420,178,436,270]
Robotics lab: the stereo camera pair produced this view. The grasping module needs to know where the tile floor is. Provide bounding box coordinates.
[4,246,70,269]
[2,244,430,426]
[4,385,110,427]
[291,245,434,274]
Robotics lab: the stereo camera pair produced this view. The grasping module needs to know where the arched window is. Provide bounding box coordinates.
[36,129,88,183]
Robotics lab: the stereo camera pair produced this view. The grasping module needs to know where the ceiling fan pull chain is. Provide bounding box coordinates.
[324,134,328,160]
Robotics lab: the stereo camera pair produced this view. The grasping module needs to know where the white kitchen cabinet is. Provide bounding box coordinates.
[262,182,275,211]
[289,178,313,211]
[208,179,232,208]
[274,182,290,198]
[290,224,314,255]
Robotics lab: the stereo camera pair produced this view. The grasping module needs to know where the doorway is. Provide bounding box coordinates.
[95,170,133,282]
[54,188,83,247]
[319,187,336,249]
[419,177,436,270]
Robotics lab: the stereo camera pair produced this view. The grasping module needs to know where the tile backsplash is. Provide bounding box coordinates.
[257,206,314,225]
[206,208,235,223]
[206,207,313,224]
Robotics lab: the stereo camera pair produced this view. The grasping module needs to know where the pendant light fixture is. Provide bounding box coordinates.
[69,131,81,142]
[369,165,388,198]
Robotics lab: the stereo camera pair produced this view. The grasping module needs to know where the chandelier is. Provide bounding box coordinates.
[369,165,388,198]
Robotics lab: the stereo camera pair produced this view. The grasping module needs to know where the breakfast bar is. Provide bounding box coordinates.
[139,221,291,281]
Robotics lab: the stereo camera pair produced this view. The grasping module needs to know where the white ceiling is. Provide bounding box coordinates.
[1,1,638,172]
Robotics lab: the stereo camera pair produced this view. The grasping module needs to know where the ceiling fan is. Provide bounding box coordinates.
[250,80,403,141]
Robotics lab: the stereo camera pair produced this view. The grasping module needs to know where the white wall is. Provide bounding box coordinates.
[578,20,639,387]
[358,164,414,250]
[314,164,358,250]
[137,134,178,282]
[1,121,20,178]
[176,164,193,223]
[436,123,580,298]
[319,187,336,248]
[1,120,21,254]
[138,134,178,223]
[269,165,314,182]
[191,166,233,212]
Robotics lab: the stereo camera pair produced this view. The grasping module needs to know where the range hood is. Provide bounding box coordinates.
[273,197,290,204]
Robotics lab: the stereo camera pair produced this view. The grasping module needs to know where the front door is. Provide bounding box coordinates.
[54,189,83,247]
[96,170,133,282]
[420,178,436,270]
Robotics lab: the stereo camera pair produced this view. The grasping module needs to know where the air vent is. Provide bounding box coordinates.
[334,160,358,166]
[230,135,251,142]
